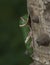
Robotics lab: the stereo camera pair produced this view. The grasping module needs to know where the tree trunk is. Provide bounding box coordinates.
[27,0,50,65]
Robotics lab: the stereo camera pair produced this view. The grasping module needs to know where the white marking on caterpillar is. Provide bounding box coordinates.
[19,17,28,27]
[25,31,32,44]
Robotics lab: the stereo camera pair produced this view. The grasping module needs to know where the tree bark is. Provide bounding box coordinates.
[27,0,50,65]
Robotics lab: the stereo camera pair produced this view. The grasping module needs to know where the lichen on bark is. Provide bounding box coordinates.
[27,0,50,65]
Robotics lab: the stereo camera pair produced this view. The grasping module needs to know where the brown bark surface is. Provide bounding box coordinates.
[27,0,50,65]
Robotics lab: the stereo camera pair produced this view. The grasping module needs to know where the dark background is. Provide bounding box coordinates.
[0,0,32,65]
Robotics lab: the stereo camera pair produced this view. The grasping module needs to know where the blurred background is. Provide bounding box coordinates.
[0,0,32,65]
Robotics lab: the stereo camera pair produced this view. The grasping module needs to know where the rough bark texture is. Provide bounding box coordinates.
[27,0,50,65]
